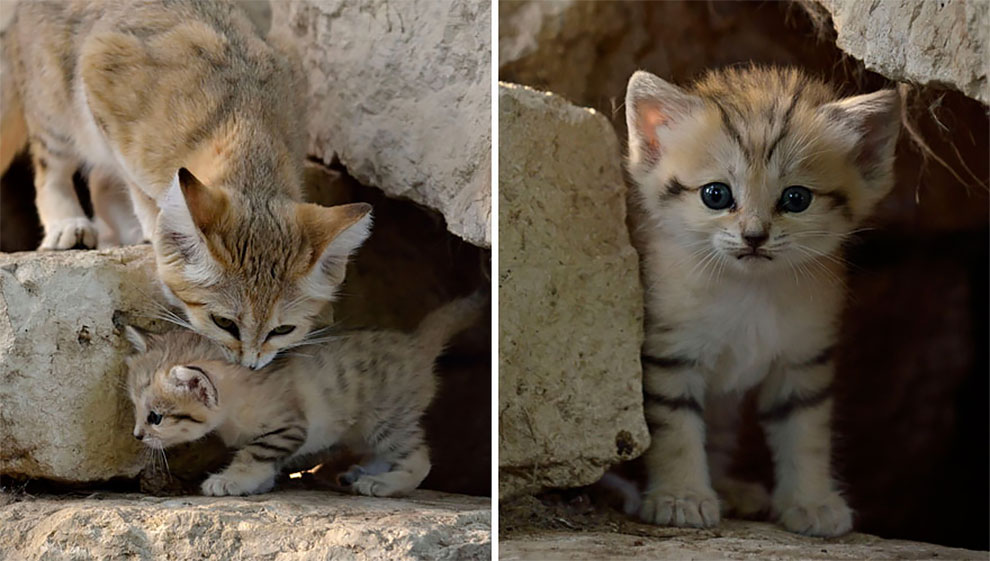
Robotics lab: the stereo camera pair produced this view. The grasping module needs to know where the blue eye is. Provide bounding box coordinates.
[701,182,734,210]
[779,186,813,213]
[147,411,163,425]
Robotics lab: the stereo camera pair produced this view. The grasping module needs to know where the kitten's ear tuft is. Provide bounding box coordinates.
[175,168,228,234]
[298,202,373,289]
[124,325,149,354]
[819,89,901,182]
[168,365,219,408]
[625,70,702,167]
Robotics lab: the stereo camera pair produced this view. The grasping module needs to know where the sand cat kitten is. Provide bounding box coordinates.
[125,294,484,497]
[625,66,899,537]
[1,0,370,369]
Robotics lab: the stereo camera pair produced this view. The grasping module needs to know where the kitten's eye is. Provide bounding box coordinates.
[779,186,813,213]
[211,315,240,339]
[701,182,734,210]
[147,411,163,425]
[266,325,296,341]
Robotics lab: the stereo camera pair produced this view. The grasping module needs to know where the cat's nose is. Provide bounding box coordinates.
[134,430,144,441]
[743,231,769,249]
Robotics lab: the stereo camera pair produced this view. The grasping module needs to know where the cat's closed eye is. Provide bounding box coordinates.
[211,315,240,340]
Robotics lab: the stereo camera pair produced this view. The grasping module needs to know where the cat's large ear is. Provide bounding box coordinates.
[168,365,218,408]
[625,70,703,168]
[124,325,149,354]
[818,90,901,183]
[297,202,373,294]
[156,169,224,285]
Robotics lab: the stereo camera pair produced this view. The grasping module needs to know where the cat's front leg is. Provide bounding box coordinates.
[29,140,97,250]
[344,425,430,497]
[758,350,852,537]
[201,425,306,496]
[640,355,719,528]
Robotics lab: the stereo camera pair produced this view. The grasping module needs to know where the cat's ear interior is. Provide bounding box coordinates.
[168,365,218,408]
[124,325,149,354]
[176,168,228,234]
[625,70,703,167]
[818,89,901,182]
[298,202,373,287]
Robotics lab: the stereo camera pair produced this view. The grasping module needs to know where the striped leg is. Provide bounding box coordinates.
[758,347,852,537]
[201,424,306,496]
[639,354,719,528]
[347,421,431,497]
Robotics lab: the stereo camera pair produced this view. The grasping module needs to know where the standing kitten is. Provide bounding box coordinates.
[625,66,899,537]
[1,0,370,368]
[126,294,484,497]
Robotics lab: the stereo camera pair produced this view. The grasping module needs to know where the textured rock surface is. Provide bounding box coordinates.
[0,490,491,561]
[818,0,988,105]
[0,247,164,482]
[501,521,985,561]
[498,83,647,499]
[270,0,491,248]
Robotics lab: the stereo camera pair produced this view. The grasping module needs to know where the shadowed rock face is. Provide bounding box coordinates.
[499,0,987,549]
[0,490,492,561]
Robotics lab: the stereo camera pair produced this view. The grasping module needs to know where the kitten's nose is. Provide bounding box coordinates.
[743,231,769,249]
[134,431,144,441]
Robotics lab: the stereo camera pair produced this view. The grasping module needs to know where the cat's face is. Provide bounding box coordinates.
[125,329,223,449]
[153,169,372,369]
[626,68,899,277]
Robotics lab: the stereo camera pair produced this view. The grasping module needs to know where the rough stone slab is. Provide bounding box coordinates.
[270,0,492,248]
[0,247,164,482]
[500,522,985,561]
[819,0,988,104]
[498,83,647,499]
[0,490,491,561]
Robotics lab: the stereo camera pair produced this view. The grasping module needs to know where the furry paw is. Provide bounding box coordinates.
[640,486,720,528]
[715,477,770,518]
[349,473,417,498]
[776,491,853,537]
[201,473,273,496]
[40,218,97,250]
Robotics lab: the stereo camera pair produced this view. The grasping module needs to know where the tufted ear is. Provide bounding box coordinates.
[155,169,224,286]
[124,325,149,354]
[625,70,704,168]
[818,89,901,183]
[298,202,373,293]
[168,365,218,408]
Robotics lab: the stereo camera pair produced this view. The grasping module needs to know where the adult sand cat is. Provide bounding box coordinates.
[0,0,371,369]
[126,294,484,497]
[625,66,899,537]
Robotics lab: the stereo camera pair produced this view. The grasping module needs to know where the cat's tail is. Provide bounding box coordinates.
[0,45,27,176]
[415,290,488,357]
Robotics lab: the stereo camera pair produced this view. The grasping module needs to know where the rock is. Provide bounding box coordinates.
[500,521,985,560]
[817,0,988,105]
[0,490,491,561]
[498,83,647,499]
[269,0,491,248]
[0,247,165,483]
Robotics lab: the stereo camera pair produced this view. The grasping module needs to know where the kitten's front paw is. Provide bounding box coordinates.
[775,491,853,537]
[640,486,720,528]
[201,473,272,496]
[40,218,98,250]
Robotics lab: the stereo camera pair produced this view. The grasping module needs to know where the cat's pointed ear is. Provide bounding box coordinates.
[818,90,901,182]
[156,170,224,285]
[626,70,703,167]
[124,325,149,354]
[298,202,373,290]
[168,365,218,408]
[175,168,228,234]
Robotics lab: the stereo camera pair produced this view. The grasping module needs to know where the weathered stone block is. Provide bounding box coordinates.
[270,0,492,248]
[0,490,491,561]
[498,83,647,498]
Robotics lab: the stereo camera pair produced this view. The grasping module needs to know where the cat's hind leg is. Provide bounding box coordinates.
[89,168,142,247]
[30,138,96,250]
[346,424,431,497]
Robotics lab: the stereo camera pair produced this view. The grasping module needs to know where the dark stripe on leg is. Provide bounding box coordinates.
[757,384,833,423]
[642,354,695,369]
[796,345,835,369]
[645,391,703,415]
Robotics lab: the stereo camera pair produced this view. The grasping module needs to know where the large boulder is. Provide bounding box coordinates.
[0,247,161,482]
[0,490,491,561]
[817,0,988,105]
[498,83,648,499]
[269,0,491,248]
